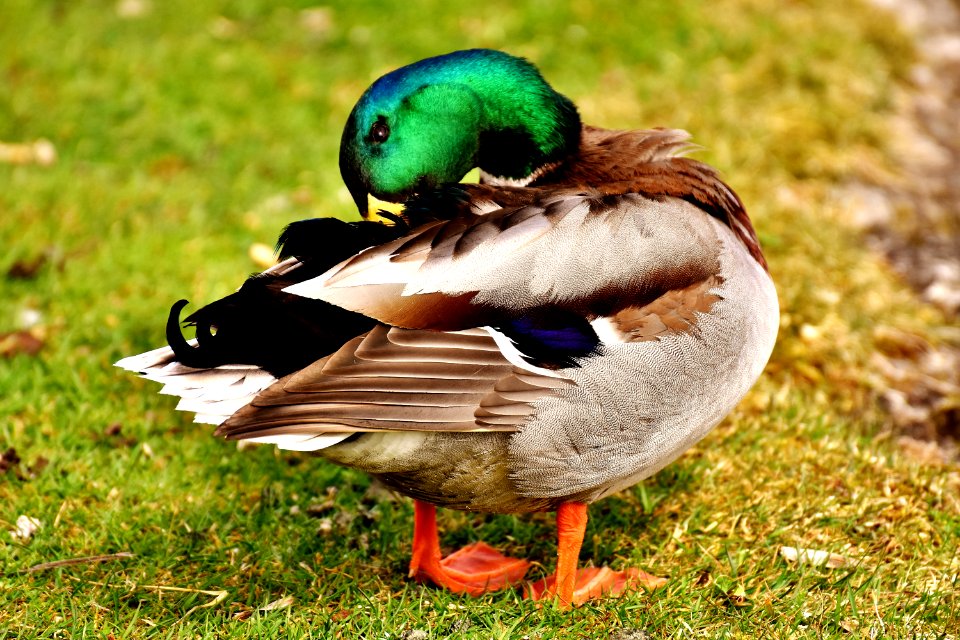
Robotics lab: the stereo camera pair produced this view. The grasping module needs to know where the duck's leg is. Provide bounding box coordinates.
[408,500,530,595]
[526,502,667,607]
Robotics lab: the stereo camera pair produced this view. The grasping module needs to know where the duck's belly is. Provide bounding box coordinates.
[322,431,561,513]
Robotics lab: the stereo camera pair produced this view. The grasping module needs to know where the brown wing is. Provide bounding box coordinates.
[215,324,571,441]
[537,127,766,270]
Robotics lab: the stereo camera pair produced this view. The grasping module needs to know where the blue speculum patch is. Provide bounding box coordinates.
[499,311,600,368]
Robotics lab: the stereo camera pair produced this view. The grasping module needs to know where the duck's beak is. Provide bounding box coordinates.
[340,154,370,218]
[366,194,407,225]
[339,112,370,218]
[346,176,370,219]
[341,156,406,223]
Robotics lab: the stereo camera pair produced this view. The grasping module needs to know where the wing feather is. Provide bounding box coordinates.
[116,344,279,427]
[216,325,572,445]
[283,190,722,337]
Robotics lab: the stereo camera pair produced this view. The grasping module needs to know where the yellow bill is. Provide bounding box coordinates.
[365,194,406,224]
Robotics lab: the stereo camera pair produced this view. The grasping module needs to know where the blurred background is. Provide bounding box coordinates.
[1,0,957,636]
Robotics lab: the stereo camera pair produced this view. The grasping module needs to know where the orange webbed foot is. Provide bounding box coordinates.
[524,502,667,607]
[408,500,665,603]
[412,539,531,595]
[409,501,530,595]
[526,566,667,605]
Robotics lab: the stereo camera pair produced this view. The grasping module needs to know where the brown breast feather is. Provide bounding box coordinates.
[607,274,725,342]
[534,126,767,270]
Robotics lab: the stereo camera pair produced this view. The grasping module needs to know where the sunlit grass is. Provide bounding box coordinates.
[2,1,957,638]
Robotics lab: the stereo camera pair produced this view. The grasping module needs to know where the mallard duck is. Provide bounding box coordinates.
[117,49,779,606]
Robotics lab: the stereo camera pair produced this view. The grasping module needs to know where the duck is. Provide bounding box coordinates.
[117,48,779,607]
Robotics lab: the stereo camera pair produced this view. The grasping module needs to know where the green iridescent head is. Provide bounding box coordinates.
[339,49,581,215]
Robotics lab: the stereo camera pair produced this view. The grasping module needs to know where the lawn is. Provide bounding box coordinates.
[1,0,958,638]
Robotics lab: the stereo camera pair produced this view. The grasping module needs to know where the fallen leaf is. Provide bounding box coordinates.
[299,7,333,38]
[148,154,188,178]
[316,518,333,536]
[779,545,851,569]
[727,583,749,607]
[873,326,929,359]
[0,330,44,357]
[259,595,294,612]
[27,552,134,573]
[840,618,860,633]
[116,0,152,18]
[0,448,21,474]
[331,609,351,622]
[248,243,277,269]
[26,456,48,479]
[305,501,336,517]
[7,256,47,279]
[0,139,56,165]
[0,448,47,481]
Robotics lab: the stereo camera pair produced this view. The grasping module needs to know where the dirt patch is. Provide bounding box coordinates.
[841,0,960,458]
[850,0,960,316]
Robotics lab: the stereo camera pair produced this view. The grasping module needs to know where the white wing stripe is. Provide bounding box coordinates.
[481,326,571,380]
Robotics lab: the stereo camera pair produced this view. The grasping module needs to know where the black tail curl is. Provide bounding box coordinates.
[166,298,222,369]
[163,215,451,378]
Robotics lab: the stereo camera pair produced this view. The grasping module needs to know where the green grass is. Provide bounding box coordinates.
[2,0,957,637]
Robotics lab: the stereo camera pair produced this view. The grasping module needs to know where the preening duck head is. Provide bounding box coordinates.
[339,49,581,216]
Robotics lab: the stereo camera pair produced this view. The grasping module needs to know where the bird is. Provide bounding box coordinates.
[116,48,779,607]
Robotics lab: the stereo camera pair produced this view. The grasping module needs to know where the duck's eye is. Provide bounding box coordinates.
[369,119,390,144]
